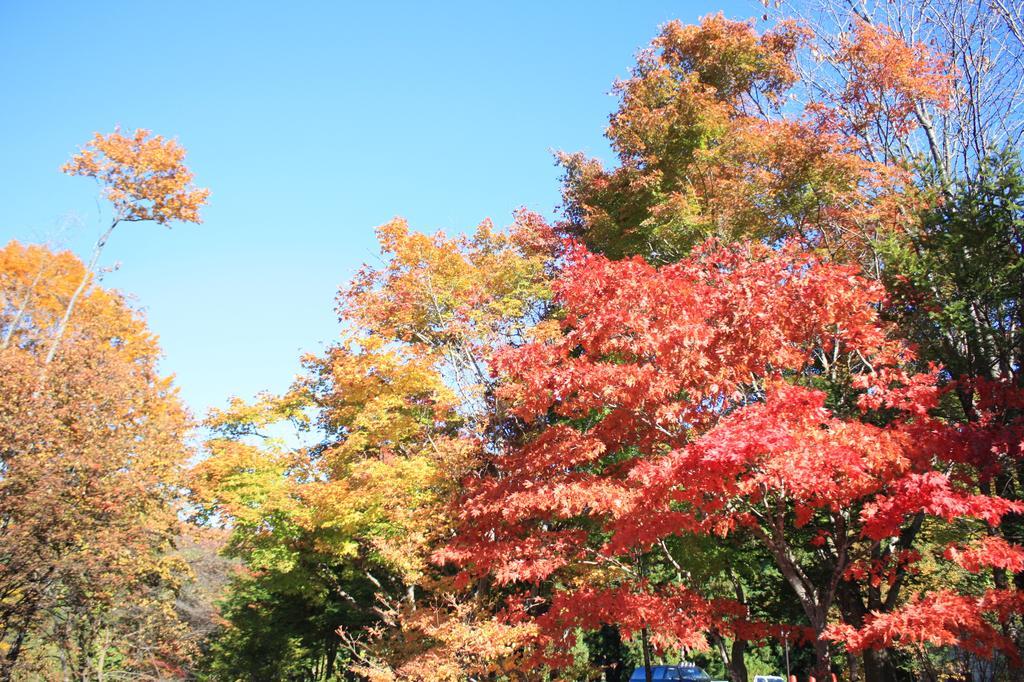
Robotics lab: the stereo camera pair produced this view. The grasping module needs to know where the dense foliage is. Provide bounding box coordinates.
[0,127,209,680]
[5,1,1024,680]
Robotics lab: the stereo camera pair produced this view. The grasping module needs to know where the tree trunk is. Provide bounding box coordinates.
[641,624,653,682]
[96,626,110,682]
[810,631,832,682]
[43,220,117,368]
[847,650,862,682]
[711,633,733,681]
[324,639,337,680]
[863,649,888,682]
[1,264,47,350]
[729,638,748,682]
[0,600,38,682]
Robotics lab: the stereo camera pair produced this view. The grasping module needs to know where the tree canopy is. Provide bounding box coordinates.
[5,2,1024,681]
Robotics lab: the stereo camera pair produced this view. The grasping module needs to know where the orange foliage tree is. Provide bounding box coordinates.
[557,13,947,267]
[46,128,208,366]
[0,241,194,680]
[0,128,207,680]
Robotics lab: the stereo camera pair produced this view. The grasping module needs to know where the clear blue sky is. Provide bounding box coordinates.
[1,0,751,417]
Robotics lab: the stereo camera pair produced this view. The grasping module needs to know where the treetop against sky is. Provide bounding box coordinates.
[0,0,748,416]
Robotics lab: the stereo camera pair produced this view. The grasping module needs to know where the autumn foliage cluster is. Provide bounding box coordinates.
[0,131,208,680]
[6,1,1024,681]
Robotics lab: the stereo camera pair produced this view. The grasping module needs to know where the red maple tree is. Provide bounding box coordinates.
[440,240,1024,678]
